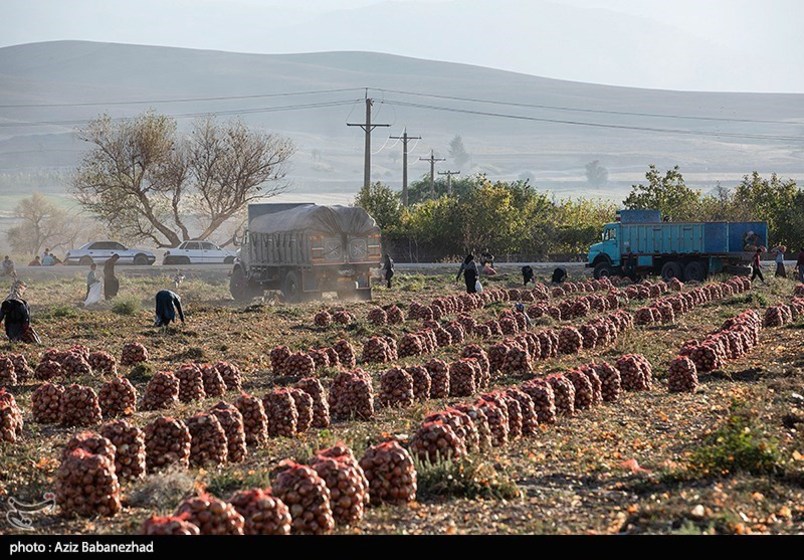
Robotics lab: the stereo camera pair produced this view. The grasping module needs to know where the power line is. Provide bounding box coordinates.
[0,99,360,128]
[0,87,366,109]
[383,99,804,143]
[373,87,800,126]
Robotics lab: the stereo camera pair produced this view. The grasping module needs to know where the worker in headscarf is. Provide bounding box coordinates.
[154,289,185,328]
[1,279,39,343]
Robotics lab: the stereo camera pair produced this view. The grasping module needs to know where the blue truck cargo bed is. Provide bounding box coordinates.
[619,221,767,255]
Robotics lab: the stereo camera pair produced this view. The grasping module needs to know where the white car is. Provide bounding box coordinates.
[163,240,237,265]
[65,241,156,266]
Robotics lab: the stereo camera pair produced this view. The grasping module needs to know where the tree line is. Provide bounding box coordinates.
[356,166,803,262]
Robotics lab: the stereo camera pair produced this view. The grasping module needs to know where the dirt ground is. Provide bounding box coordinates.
[1,270,802,535]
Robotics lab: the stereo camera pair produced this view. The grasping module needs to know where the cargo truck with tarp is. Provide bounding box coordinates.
[230,203,382,301]
[587,209,767,281]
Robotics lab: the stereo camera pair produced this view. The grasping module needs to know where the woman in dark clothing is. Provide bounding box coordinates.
[522,265,534,286]
[456,254,479,293]
[382,254,395,289]
[104,254,120,300]
[154,289,185,328]
[0,280,39,343]
[751,248,766,285]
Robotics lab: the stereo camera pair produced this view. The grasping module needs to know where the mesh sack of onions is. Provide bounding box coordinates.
[417,306,433,321]
[229,488,291,535]
[328,370,374,420]
[295,377,330,429]
[579,324,599,350]
[308,348,330,371]
[359,441,417,506]
[200,363,227,397]
[407,301,424,319]
[590,361,621,402]
[473,324,492,339]
[398,333,424,358]
[333,340,356,369]
[144,416,191,472]
[379,368,414,408]
[484,320,502,337]
[270,345,292,375]
[668,356,698,393]
[536,331,555,359]
[558,326,583,354]
[314,310,333,327]
[487,342,509,374]
[418,329,436,354]
[461,344,490,377]
[7,354,32,382]
[60,352,91,378]
[0,389,23,443]
[571,298,591,318]
[98,376,137,418]
[433,327,452,347]
[689,342,725,373]
[457,313,477,332]
[410,420,466,463]
[215,361,242,391]
[576,364,603,405]
[35,359,62,381]
[174,494,244,535]
[210,402,247,463]
[56,448,121,518]
[32,382,64,424]
[475,397,510,447]
[311,454,369,526]
[61,431,114,468]
[552,286,565,298]
[546,374,576,416]
[333,310,354,325]
[101,419,146,481]
[425,358,450,398]
[428,305,443,321]
[424,409,479,453]
[635,307,656,326]
[287,387,313,432]
[367,307,388,326]
[384,336,399,360]
[234,392,268,447]
[0,355,16,388]
[453,403,493,450]
[271,461,334,534]
[763,305,789,327]
[386,304,404,324]
[187,412,228,467]
[559,300,574,320]
[362,336,392,364]
[496,392,522,439]
[499,316,519,335]
[322,347,340,368]
[263,388,298,437]
[616,355,650,391]
[502,345,532,375]
[87,351,117,376]
[449,359,477,397]
[505,388,538,436]
[527,304,546,319]
[405,365,431,401]
[176,363,205,403]
[520,379,557,424]
[444,321,465,344]
[546,306,562,321]
[141,371,179,411]
[283,352,316,379]
[60,384,102,427]
[141,514,200,535]
[566,370,594,411]
[120,342,148,366]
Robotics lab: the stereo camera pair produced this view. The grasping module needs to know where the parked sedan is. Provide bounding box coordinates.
[65,241,157,266]
[163,241,237,265]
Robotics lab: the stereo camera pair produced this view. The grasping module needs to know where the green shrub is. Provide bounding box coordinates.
[414,455,521,501]
[51,305,77,318]
[688,401,781,477]
[112,297,141,316]
[205,470,271,498]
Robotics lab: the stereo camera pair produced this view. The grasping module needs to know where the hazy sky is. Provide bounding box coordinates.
[2,0,802,92]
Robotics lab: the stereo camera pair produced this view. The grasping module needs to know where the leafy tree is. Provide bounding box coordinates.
[732,172,800,248]
[353,181,402,231]
[623,165,701,220]
[448,135,470,168]
[72,112,294,248]
[585,160,609,187]
[406,173,480,205]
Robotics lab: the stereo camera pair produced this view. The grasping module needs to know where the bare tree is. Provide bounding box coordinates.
[72,112,295,248]
[6,193,77,256]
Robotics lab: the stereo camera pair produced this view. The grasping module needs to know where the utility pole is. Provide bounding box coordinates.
[347,94,390,189]
[390,128,421,206]
[438,170,461,195]
[419,150,445,198]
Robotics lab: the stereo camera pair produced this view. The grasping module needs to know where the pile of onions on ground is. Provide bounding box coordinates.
[234,392,268,447]
[271,461,335,534]
[311,444,369,526]
[56,448,121,518]
[358,440,417,506]
[328,369,374,420]
[120,342,148,366]
[141,371,179,411]
[174,494,244,535]
[144,416,191,473]
[98,376,138,418]
[60,384,103,427]
[229,488,291,535]
[32,382,64,424]
[0,389,23,443]
[101,419,146,481]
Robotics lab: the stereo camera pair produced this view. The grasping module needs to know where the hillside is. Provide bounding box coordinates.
[1,40,803,203]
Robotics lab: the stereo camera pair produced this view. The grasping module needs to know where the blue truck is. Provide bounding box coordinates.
[586,210,768,281]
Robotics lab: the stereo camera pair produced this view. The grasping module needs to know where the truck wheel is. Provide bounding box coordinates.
[230,267,259,302]
[684,261,706,282]
[661,261,683,281]
[282,271,301,303]
[593,261,613,279]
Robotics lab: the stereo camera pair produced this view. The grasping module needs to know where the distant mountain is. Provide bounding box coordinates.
[1,40,802,204]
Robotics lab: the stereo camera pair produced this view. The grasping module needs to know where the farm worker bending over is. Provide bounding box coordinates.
[154,289,185,328]
[456,254,479,294]
[86,263,100,300]
[1,279,40,343]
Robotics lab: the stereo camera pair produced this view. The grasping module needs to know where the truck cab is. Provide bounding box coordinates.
[587,223,621,278]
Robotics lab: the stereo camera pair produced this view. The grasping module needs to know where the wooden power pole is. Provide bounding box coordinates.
[438,170,461,195]
[348,95,389,189]
[390,128,421,206]
[419,150,445,198]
